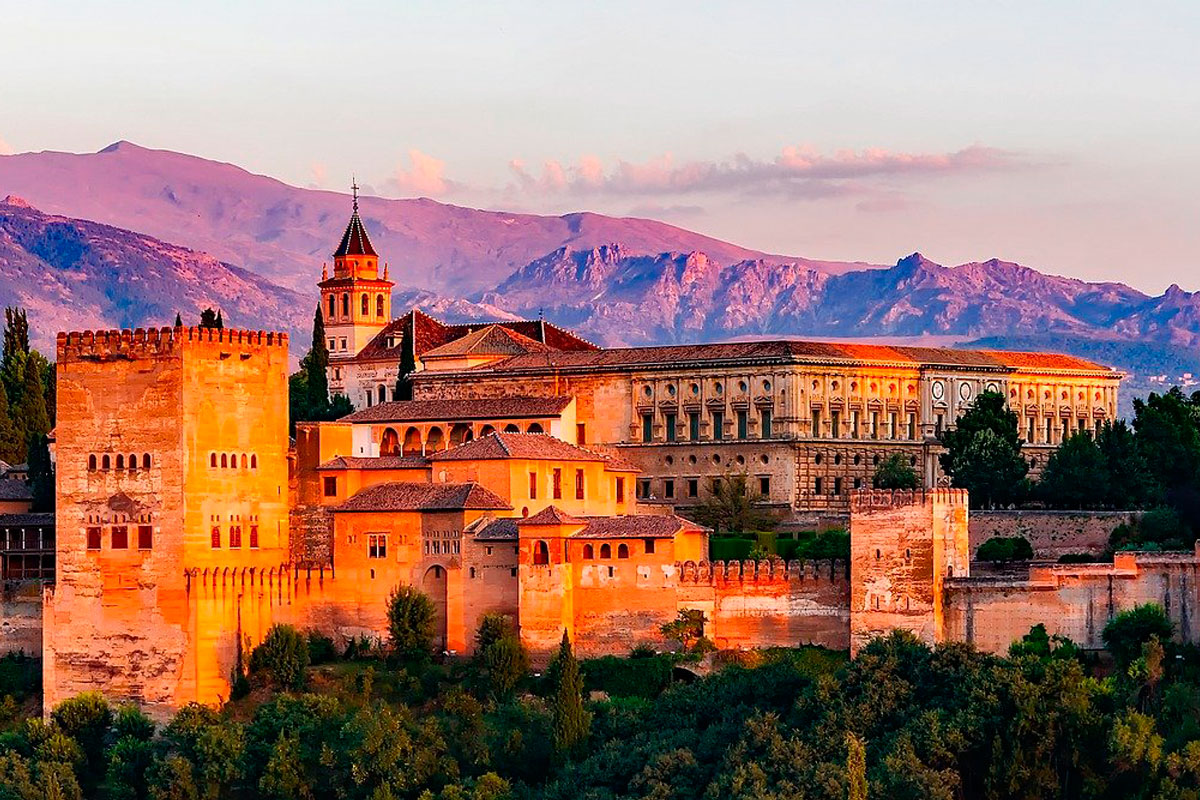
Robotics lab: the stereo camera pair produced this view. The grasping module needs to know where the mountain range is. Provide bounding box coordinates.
[1,141,1198,416]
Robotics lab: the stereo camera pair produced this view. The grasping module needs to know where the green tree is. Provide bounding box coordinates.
[387,585,435,661]
[248,624,310,690]
[1132,388,1200,493]
[17,353,50,444]
[846,732,868,800]
[198,308,222,329]
[693,472,773,534]
[1103,604,1174,670]
[474,613,529,699]
[302,305,330,418]
[975,536,1034,562]
[2,307,29,411]
[1097,420,1156,508]
[0,378,22,465]
[173,312,183,328]
[550,630,590,761]
[660,609,707,652]
[37,355,55,429]
[27,433,54,512]
[50,692,113,795]
[394,319,415,402]
[940,406,1029,508]
[1038,431,1109,508]
[873,453,919,490]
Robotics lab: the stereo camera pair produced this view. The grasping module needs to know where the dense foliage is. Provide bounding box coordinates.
[872,453,919,490]
[288,305,354,432]
[939,390,1030,507]
[0,307,55,466]
[975,535,1035,562]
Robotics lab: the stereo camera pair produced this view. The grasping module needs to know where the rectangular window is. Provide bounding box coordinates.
[851,410,860,439]
[644,538,656,554]
[230,526,242,548]
[616,477,625,503]
[1027,416,1036,442]
[737,409,749,439]
[936,413,945,438]
[575,469,585,500]
[552,468,562,500]
[811,409,822,437]
[111,526,128,549]
[637,478,651,499]
[761,408,773,439]
[1046,417,1053,443]
[137,525,153,550]
[689,412,701,441]
[328,338,336,351]
[890,412,899,440]
[249,525,259,549]
[687,479,699,498]
[576,423,586,444]
[642,413,654,443]
[712,411,724,441]
[323,476,337,498]
[830,409,839,439]
[835,477,844,495]
[339,337,347,351]
[665,412,677,442]
[86,527,102,550]
[814,477,823,495]
[759,476,770,496]
[529,471,538,499]
[664,479,675,499]
[907,413,917,440]
[211,527,221,548]
[871,412,880,439]
[368,534,387,559]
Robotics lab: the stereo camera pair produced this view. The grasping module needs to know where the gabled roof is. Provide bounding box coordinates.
[428,432,631,466]
[316,455,430,471]
[341,396,572,424]
[422,324,551,360]
[464,515,520,541]
[572,515,707,539]
[336,481,511,512]
[0,480,32,501]
[518,506,583,526]
[333,210,377,258]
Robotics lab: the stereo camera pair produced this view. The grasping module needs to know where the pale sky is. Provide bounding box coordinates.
[2,1,1198,293]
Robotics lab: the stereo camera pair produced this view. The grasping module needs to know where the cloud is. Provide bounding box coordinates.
[506,144,1024,201]
[386,149,457,197]
[308,161,328,189]
[0,136,12,156]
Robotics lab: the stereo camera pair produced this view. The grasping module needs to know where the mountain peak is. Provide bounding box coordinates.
[98,140,141,154]
[0,195,34,209]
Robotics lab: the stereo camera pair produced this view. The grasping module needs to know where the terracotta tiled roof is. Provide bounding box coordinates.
[340,396,572,424]
[572,515,707,539]
[422,325,551,360]
[316,456,430,471]
[336,481,511,512]
[413,339,1116,375]
[333,211,377,258]
[518,506,583,526]
[465,515,520,541]
[429,432,608,463]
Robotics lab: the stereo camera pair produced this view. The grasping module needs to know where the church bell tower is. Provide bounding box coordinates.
[319,182,394,361]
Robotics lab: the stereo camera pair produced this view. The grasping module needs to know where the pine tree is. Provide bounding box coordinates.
[215,309,224,329]
[302,305,331,419]
[173,312,183,328]
[938,390,1029,507]
[0,377,21,464]
[550,630,590,761]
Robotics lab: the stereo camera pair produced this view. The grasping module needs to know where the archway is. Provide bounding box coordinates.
[402,427,422,456]
[422,566,449,650]
[450,423,473,447]
[504,424,520,433]
[380,428,400,456]
[377,384,388,405]
[426,426,445,452]
[479,425,496,437]
[527,423,545,433]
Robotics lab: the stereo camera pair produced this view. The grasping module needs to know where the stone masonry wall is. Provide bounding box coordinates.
[0,582,43,656]
[969,510,1139,559]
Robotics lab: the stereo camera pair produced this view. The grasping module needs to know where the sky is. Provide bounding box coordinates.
[2,1,1198,293]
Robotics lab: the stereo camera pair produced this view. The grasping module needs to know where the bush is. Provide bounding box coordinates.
[581,655,674,699]
[249,624,310,689]
[474,614,529,699]
[306,631,338,665]
[975,536,1034,562]
[710,537,754,562]
[1103,603,1174,668]
[387,585,435,661]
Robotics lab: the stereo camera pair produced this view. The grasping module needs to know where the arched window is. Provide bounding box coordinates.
[403,427,422,456]
[210,453,217,467]
[504,424,520,433]
[361,294,369,316]
[378,384,387,404]
[102,455,110,470]
[527,423,544,433]
[380,428,400,456]
[583,544,594,560]
[142,454,151,469]
[533,540,550,566]
[88,454,97,471]
[617,543,629,559]
[376,294,385,318]
[220,453,228,468]
[116,454,124,469]
[328,294,336,319]
[600,543,611,559]
[341,293,349,316]
[479,425,496,437]
[240,454,248,468]
[250,454,257,469]
[228,452,237,468]
[128,454,137,470]
[426,426,445,451]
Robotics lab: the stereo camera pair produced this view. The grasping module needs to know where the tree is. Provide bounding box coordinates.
[1097,420,1156,509]
[693,472,773,534]
[302,305,330,418]
[248,624,310,690]
[550,631,590,761]
[17,353,50,444]
[1039,431,1109,508]
[474,614,529,698]
[174,312,183,328]
[873,453,919,490]
[2,307,29,411]
[387,585,435,661]
[38,355,55,429]
[27,433,53,512]
[394,319,415,402]
[846,732,868,800]
[198,308,223,329]
[0,374,22,464]
[661,609,707,652]
[50,692,113,795]
[938,390,1028,507]
[1103,604,1174,670]
[975,536,1034,562]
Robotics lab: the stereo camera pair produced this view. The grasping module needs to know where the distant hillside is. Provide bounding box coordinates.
[0,197,308,352]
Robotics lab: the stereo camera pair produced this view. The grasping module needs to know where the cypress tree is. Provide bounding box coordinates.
[394,318,415,401]
[215,309,224,329]
[847,732,868,800]
[17,356,51,452]
[550,630,590,761]
[173,312,183,328]
[0,378,20,464]
[28,432,53,512]
[302,305,331,418]
[1,307,29,412]
[40,357,55,428]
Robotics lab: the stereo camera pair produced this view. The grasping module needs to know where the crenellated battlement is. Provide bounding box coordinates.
[676,557,848,584]
[849,487,969,512]
[57,326,289,362]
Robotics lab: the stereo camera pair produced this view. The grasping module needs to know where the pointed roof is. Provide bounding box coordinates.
[421,324,551,360]
[333,209,377,258]
[518,506,583,526]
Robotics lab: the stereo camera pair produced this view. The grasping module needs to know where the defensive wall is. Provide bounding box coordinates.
[0,583,42,656]
[968,509,1137,559]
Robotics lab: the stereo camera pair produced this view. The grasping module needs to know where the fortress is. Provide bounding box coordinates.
[4,200,1199,718]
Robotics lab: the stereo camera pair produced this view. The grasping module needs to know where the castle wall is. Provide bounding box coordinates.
[0,583,43,656]
[969,510,1136,559]
[460,536,519,652]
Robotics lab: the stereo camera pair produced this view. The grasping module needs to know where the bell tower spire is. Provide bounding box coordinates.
[318,181,395,369]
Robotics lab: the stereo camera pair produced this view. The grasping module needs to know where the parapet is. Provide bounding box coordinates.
[676,557,848,584]
[849,487,969,513]
[57,327,289,363]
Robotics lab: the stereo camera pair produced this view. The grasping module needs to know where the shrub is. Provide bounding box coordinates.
[581,655,673,699]
[1103,603,1174,668]
[709,537,754,562]
[975,536,1034,562]
[306,631,338,665]
[661,609,707,652]
[873,453,920,490]
[387,585,435,661]
[474,613,529,699]
[1058,553,1100,564]
[249,624,310,690]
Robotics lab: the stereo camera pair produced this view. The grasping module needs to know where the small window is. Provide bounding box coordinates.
[642,413,654,443]
[328,295,336,318]
[211,527,221,548]
[368,534,387,559]
[616,477,625,503]
[142,454,151,469]
[533,540,550,565]
[220,453,228,468]
[116,455,125,470]
[575,469,584,500]
[644,538,656,554]
[250,454,258,469]
[249,525,259,548]
[341,293,349,316]
[228,453,237,469]
[240,454,248,469]
[376,294,385,318]
[583,544,594,559]
[469,567,476,578]
[88,454,97,471]
[618,543,629,559]
[600,543,612,558]
[510,567,518,577]
[576,423,586,444]
[128,453,137,470]
[529,472,538,499]
[687,479,698,498]
[102,454,110,470]
[137,526,153,550]
[230,526,242,548]
[361,293,369,316]
[759,476,770,496]
[664,479,675,499]
[210,453,217,467]
[553,468,562,500]
[86,527,102,550]
[111,526,128,550]
[814,477,823,494]
[323,476,337,497]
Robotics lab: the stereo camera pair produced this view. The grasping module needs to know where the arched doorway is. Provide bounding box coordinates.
[377,384,388,405]
[380,428,400,456]
[479,425,496,437]
[403,427,422,456]
[422,566,448,650]
[504,423,520,433]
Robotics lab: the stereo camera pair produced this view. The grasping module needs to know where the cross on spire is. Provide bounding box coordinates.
[351,176,359,213]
